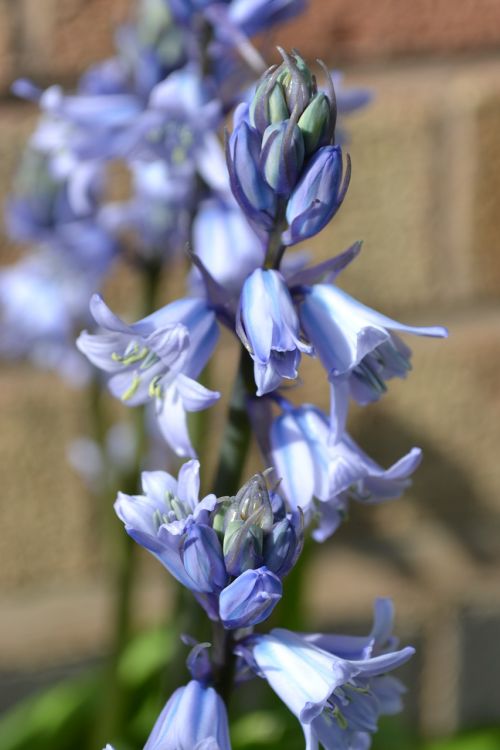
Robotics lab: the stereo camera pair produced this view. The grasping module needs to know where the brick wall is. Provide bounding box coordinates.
[1,0,500,737]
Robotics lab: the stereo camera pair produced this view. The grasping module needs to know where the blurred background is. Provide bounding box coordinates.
[1,0,500,748]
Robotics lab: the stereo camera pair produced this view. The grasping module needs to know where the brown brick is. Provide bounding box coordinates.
[0,0,17,93]
[271,0,500,64]
[298,66,448,316]
[472,90,500,298]
[17,0,129,82]
[0,366,95,590]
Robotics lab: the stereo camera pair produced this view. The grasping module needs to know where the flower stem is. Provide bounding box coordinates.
[264,198,288,270]
[213,345,255,498]
[212,623,237,706]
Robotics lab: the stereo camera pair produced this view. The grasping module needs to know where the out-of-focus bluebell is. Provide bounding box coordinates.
[300,282,447,436]
[251,608,414,750]
[137,66,223,173]
[103,679,231,750]
[236,268,312,395]
[115,459,221,593]
[0,248,103,385]
[102,160,194,262]
[189,197,265,301]
[80,0,187,101]
[5,118,108,252]
[219,566,282,629]
[169,0,305,36]
[269,401,422,541]
[77,294,220,457]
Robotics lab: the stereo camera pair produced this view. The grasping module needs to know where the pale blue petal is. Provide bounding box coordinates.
[177,459,201,510]
[141,470,178,505]
[156,386,196,458]
[176,373,221,411]
[89,293,132,334]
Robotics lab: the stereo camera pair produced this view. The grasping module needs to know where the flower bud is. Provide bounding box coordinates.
[260,120,305,195]
[219,566,282,629]
[249,78,289,134]
[276,49,315,116]
[231,473,275,530]
[298,92,332,155]
[181,523,228,593]
[223,519,263,576]
[264,512,304,578]
[226,121,276,229]
[283,145,351,245]
[222,473,274,576]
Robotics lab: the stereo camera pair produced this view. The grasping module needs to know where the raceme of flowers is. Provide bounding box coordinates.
[3,1,446,748]
[82,51,444,748]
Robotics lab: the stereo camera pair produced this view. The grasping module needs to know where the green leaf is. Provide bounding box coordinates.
[117,625,176,687]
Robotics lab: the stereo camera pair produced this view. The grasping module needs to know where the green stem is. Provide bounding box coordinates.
[212,623,237,707]
[264,198,288,270]
[213,346,255,497]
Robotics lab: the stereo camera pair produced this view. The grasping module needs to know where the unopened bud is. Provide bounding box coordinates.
[298,92,332,154]
[221,473,274,576]
[219,566,282,629]
[260,120,305,195]
[276,49,315,116]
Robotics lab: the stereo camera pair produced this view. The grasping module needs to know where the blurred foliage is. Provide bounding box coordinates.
[1,623,499,750]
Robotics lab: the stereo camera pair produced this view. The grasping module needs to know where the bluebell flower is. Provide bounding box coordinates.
[226,119,277,230]
[236,268,312,395]
[227,49,351,246]
[138,67,222,173]
[5,124,106,246]
[190,197,265,300]
[298,598,409,749]
[102,159,194,261]
[115,460,222,593]
[77,294,220,457]
[251,611,414,750]
[169,0,304,36]
[80,0,187,101]
[269,402,422,540]
[103,680,231,750]
[299,283,447,433]
[214,471,302,578]
[219,566,282,629]
[283,146,350,245]
[26,83,145,160]
[117,467,302,625]
[227,0,306,39]
[0,247,108,385]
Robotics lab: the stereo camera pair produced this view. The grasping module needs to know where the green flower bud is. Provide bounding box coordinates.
[298,92,332,154]
[220,473,275,576]
[250,78,290,134]
[276,50,315,116]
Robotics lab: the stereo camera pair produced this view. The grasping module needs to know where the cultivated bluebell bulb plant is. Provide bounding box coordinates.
[78,49,446,749]
[3,0,446,747]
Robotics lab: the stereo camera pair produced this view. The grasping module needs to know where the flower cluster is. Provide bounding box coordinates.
[5,0,444,747]
[116,462,302,628]
[86,49,445,750]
